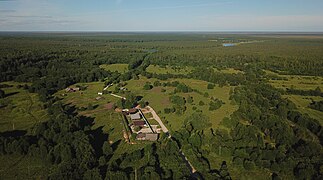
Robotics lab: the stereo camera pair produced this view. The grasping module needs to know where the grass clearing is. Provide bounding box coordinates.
[55,82,124,142]
[214,68,244,74]
[283,95,323,124]
[146,65,194,75]
[266,70,323,90]
[0,82,48,132]
[100,63,128,73]
[265,71,323,123]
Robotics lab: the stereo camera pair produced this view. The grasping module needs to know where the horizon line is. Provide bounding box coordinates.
[1,30,323,34]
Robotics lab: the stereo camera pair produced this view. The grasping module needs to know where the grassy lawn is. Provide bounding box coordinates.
[146,65,194,75]
[143,112,159,126]
[283,95,323,124]
[99,63,128,73]
[0,154,51,179]
[0,82,48,132]
[56,82,120,108]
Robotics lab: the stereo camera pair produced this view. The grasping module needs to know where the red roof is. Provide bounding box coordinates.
[133,120,145,126]
[128,108,138,113]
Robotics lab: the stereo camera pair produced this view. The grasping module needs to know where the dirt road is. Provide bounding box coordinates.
[146,106,169,133]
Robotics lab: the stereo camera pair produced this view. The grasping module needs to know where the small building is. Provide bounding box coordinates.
[133,120,146,127]
[136,133,146,140]
[136,133,158,141]
[98,92,103,95]
[130,112,141,120]
[65,87,80,92]
[122,108,138,115]
[146,133,158,141]
[128,108,138,114]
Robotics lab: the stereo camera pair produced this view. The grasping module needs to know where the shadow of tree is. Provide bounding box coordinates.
[0,130,26,138]
[88,126,109,158]
[4,91,19,98]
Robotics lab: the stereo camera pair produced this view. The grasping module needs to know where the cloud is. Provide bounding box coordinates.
[120,1,231,12]
[0,9,15,12]
[7,15,53,18]
[197,15,323,31]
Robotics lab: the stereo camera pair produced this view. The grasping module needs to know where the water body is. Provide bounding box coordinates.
[223,43,236,47]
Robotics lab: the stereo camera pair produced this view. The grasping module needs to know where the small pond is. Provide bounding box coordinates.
[223,43,236,47]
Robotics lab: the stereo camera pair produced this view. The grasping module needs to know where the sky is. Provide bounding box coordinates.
[0,0,323,31]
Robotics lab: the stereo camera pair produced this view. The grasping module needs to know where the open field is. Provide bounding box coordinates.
[146,65,194,75]
[124,76,237,130]
[0,82,48,132]
[266,71,323,123]
[266,70,323,90]
[55,82,125,142]
[99,63,128,73]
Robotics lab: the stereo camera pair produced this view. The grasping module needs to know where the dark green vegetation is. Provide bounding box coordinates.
[309,100,323,112]
[0,33,323,179]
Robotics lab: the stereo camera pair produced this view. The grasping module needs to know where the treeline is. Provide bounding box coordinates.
[309,100,323,112]
[189,67,246,86]
[286,87,323,97]
[0,41,148,102]
[0,102,103,179]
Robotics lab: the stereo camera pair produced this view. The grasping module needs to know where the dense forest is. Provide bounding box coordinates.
[0,33,322,179]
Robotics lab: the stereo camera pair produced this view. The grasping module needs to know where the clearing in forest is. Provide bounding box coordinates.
[266,70,323,124]
[100,63,128,73]
[0,82,48,132]
[124,76,238,130]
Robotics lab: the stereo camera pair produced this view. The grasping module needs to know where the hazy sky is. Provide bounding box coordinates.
[0,0,323,31]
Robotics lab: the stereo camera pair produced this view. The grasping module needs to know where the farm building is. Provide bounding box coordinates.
[122,108,138,115]
[136,133,146,140]
[133,120,146,127]
[65,87,80,92]
[146,133,158,141]
[136,133,158,141]
[130,112,141,120]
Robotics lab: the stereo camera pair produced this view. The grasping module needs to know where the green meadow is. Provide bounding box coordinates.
[266,70,323,90]
[99,63,128,73]
[266,70,323,124]
[0,82,48,132]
